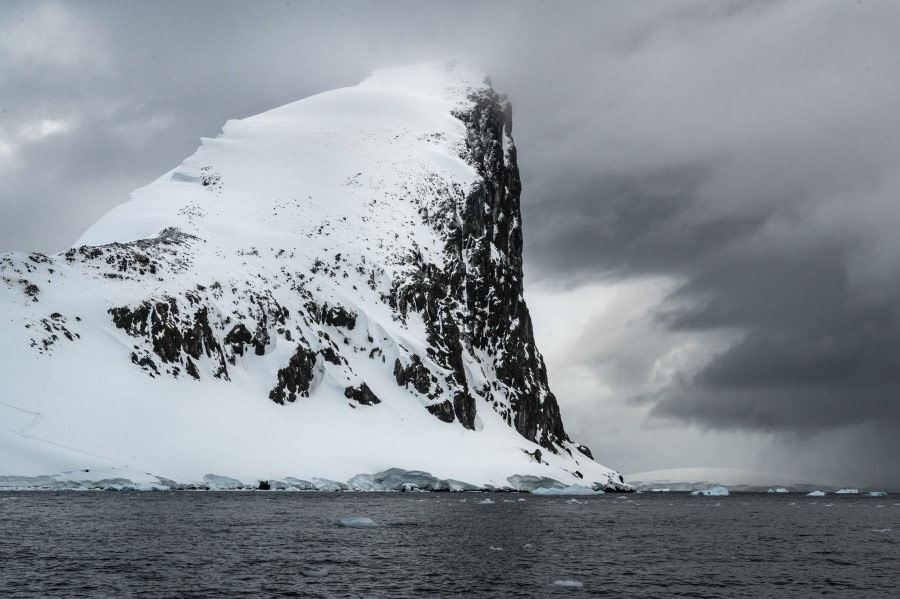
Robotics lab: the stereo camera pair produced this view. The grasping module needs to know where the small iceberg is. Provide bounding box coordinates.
[301,568,329,577]
[806,490,826,497]
[532,485,598,496]
[552,580,584,588]
[691,486,729,496]
[566,498,583,504]
[767,488,789,493]
[337,517,381,528]
[479,498,495,504]
[868,491,889,497]
[835,488,858,494]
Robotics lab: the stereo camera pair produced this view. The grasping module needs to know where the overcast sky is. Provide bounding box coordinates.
[2,0,898,487]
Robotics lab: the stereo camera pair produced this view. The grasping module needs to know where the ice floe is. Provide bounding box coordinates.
[552,580,584,588]
[337,517,381,528]
[691,486,729,496]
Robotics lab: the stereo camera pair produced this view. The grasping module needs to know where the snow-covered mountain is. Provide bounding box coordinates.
[0,62,627,491]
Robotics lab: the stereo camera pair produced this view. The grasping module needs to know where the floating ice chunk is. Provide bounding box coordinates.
[523,543,534,550]
[302,568,329,577]
[872,528,892,533]
[479,498,495,504]
[517,498,526,502]
[203,474,246,490]
[552,580,584,588]
[806,490,827,496]
[532,485,598,496]
[768,488,789,493]
[337,517,381,528]
[691,487,729,496]
[566,498,583,504]
[835,488,858,494]
[490,546,503,551]
[868,491,888,497]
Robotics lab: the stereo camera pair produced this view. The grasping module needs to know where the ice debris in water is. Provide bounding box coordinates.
[807,491,827,497]
[835,488,859,494]
[517,498,526,502]
[767,488,789,493]
[532,485,598,496]
[868,491,888,497]
[552,580,584,588]
[479,498,495,504]
[872,529,892,533]
[338,517,381,528]
[302,568,329,577]
[566,498,583,504]
[490,546,503,551]
[691,486,729,496]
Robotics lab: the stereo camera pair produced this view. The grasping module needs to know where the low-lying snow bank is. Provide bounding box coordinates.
[0,467,634,493]
[531,485,602,496]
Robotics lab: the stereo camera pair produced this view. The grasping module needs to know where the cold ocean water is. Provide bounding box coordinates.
[0,492,896,598]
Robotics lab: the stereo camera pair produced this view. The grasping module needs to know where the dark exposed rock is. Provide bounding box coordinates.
[110,297,229,381]
[343,383,380,406]
[575,443,594,460]
[252,317,270,356]
[224,323,253,357]
[185,357,200,380]
[380,84,574,450]
[438,88,568,448]
[269,343,317,404]
[426,400,455,423]
[320,346,343,365]
[323,305,356,330]
[257,480,271,490]
[393,355,431,394]
[306,301,357,330]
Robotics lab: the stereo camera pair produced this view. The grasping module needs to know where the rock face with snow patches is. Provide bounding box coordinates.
[0,63,627,491]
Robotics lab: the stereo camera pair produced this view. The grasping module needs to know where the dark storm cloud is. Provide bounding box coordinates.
[507,1,900,450]
[3,0,900,483]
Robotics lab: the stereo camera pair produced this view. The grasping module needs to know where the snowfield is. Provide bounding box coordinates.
[0,63,625,492]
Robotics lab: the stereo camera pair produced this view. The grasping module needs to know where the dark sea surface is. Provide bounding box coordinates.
[0,491,897,598]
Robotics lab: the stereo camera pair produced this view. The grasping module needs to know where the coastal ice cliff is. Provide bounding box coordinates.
[0,62,628,491]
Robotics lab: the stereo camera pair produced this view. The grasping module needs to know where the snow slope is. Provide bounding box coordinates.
[0,62,625,491]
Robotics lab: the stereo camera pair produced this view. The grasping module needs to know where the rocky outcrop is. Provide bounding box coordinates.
[393,355,431,394]
[110,297,228,379]
[344,383,380,406]
[388,84,570,451]
[426,400,455,423]
[269,344,318,404]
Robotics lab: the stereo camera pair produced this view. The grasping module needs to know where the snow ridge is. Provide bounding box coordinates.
[0,62,626,491]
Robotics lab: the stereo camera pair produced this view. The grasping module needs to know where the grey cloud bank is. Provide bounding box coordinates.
[2,0,899,487]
